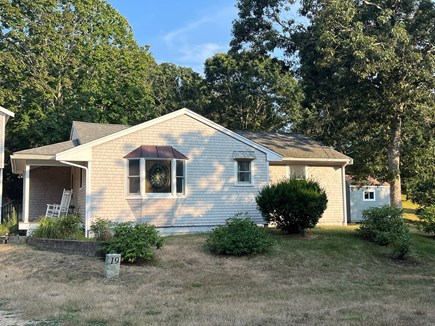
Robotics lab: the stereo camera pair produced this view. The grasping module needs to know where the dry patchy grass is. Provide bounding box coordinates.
[0,228,434,325]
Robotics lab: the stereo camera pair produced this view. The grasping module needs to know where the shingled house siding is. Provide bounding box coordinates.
[269,165,288,184]
[307,166,345,225]
[90,115,269,227]
[28,166,71,219]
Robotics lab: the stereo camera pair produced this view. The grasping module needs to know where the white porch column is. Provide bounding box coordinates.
[23,164,30,223]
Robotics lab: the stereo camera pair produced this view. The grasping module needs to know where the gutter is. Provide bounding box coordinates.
[341,160,353,225]
[59,160,91,238]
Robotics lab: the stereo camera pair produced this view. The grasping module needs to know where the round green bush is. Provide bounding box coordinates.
[256,177,328,234]
[90,217,113,241]
[205,214,274,256]
[104,222,164,263]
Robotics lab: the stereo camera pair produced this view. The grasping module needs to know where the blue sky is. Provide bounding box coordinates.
[107,1,238,73]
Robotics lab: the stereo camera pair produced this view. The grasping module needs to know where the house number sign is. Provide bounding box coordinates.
[105,253,121,278]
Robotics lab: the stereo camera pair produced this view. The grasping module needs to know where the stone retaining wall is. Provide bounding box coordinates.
[27,237,104,257]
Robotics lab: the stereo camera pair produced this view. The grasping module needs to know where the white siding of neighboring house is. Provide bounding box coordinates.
[348,186,390,222]
[89,114,269,228]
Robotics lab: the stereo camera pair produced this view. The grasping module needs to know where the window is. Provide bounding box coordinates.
[127,158,186,196]
[128,160,141,194]
[289,165,306,179]
[235,160,252,185]
[176,160,185,194]
[363,190,375,201]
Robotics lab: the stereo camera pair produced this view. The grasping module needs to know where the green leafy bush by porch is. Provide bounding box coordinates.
[256,177,328,235]
[417,205,435,235]
[205,214,274,256]
[103,222,164,263]
[0,208,19,236]
[31,215,84,240]
[357,205,411,259]
[90,218,113,241]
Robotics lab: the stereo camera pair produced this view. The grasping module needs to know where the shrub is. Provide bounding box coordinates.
[104,222,164,263]
[206,214,274,256]
[256,177,328,235]
[406,177,435,207]
[0,224,8,236]
[417,205,435,235]
[4,208,18,235]
[90,218,113,241]
[31,215,84,240]
[357,205,411,259]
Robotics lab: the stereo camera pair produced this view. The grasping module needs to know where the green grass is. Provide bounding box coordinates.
[0,227,434,325]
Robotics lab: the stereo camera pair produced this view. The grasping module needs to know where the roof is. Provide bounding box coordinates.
[124,146,188,160]
[13,140,78,156]
[346,175,390,186]
[72,121,130,144]
[237,131,351,161]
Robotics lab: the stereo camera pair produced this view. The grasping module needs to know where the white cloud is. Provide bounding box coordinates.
[159,5,237,72]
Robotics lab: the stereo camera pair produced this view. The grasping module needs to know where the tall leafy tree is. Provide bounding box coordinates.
[149,63,208,115]
[232,0,435,207]
[0,0,156,151]
[204,51,303,131]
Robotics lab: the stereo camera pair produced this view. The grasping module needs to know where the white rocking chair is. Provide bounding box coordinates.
[45,189,73,218]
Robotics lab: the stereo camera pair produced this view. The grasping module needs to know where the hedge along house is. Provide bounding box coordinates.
[11,109,352,235]
[346,177,390,223]
[0,106,15,223]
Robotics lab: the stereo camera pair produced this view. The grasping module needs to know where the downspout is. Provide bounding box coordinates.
[60,160,91,237]
[341,159,353,226]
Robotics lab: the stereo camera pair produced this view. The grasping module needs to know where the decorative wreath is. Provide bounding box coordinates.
[147,161,170,191]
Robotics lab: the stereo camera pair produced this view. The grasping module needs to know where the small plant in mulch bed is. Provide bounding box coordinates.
[103,222,164,264]
[205,214,274,256]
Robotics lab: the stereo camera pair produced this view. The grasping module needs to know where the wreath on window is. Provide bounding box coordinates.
[147,161,170,191]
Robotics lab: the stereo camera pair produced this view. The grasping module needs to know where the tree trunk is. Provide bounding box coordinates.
[388,115,402,208]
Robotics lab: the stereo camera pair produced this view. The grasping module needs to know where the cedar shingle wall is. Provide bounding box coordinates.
[269,164,346,225]
[90,115,269,227]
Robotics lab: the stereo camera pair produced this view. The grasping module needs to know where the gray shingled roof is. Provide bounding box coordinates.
[237,131,350,160]
[14,140,78,156]
[72,121,130,144]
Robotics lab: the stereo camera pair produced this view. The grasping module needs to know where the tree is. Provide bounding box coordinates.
[148,63,208,115]
[0,0,156,152]
[204,51,303,131]
[231,0,435,207]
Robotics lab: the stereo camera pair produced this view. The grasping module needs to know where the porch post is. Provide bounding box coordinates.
[23,164,30,223]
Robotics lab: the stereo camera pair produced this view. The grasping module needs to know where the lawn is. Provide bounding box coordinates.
[0,227,434,325]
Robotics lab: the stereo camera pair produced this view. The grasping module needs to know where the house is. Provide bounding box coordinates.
[346,176,390,222]
[0,106,15,223]
[11,109,352,235]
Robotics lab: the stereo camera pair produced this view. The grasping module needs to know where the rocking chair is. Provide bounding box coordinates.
[45,189,73,218]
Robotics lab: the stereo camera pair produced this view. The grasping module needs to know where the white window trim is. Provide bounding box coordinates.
[125,158,187,199]
[363,189,376,201]
[234,159,254,187]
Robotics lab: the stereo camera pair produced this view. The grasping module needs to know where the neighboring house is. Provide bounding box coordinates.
[346,176,390,222]
[0,106,15,223]
[11,109,352,235]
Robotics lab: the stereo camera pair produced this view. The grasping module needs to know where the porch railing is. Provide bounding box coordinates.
[1,200,22,223]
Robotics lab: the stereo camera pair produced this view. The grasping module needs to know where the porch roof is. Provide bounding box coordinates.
[13,140,78,156]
